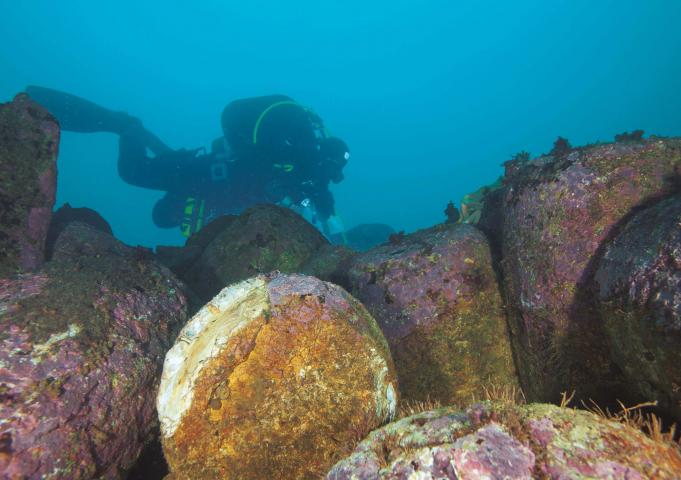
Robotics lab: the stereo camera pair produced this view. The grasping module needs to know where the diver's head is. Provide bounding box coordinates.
[318,137,349,183]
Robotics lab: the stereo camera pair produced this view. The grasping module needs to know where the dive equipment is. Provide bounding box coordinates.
[273,163,295,173]
[180,197,206,237]
[210,162,228,181]
[253,100,299,144]
[252,101,329,145]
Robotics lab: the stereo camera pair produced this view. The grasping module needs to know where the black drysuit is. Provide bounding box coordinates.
[121,94,337,229]
[25,87,341,232]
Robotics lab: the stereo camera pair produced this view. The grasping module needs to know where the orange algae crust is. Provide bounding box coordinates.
[163,276,398,479]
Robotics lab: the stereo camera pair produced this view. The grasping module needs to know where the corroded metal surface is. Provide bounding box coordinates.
[158,273,397,479]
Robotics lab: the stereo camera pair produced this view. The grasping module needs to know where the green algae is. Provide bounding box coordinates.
[1,234,176,349]
[393,236,518,406]
[0,98,58,277]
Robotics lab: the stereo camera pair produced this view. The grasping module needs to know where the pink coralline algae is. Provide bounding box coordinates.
[0,94,59,277]
[326,402,681,479]
[0,223,188,479]
[501,137,681,402]
[596,193,681,421]
[348,223,518,405]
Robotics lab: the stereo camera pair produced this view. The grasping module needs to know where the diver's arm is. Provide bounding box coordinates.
[118,134,227,192]
[312,188,341,239]
[309,185,335,222]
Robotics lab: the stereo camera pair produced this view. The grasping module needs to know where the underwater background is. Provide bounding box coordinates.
[1,0,681,247]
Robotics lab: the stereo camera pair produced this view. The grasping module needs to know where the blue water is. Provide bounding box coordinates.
[2,1,680,247]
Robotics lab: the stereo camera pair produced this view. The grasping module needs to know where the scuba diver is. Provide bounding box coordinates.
[25,86,350,237]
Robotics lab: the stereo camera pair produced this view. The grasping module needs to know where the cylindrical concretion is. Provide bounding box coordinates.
[157,273,398,479]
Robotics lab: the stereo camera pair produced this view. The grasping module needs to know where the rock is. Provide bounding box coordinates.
[157,273,397,480]
[330,223,396,252]
[595,193,681,420]
[45,203,113,260]
[326,401,681,479]
[180,204,328,301]
[0,93,59,277]
[125,432,168,480]
[157,221,245,317]
[347,223,518,405]
[0,223,188,479]
[477,184,506,259]
[154,244,203,282]
[300,244,357,289]
[502,138,681,402]
[156,216,238,276]
[186,214,238,251]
